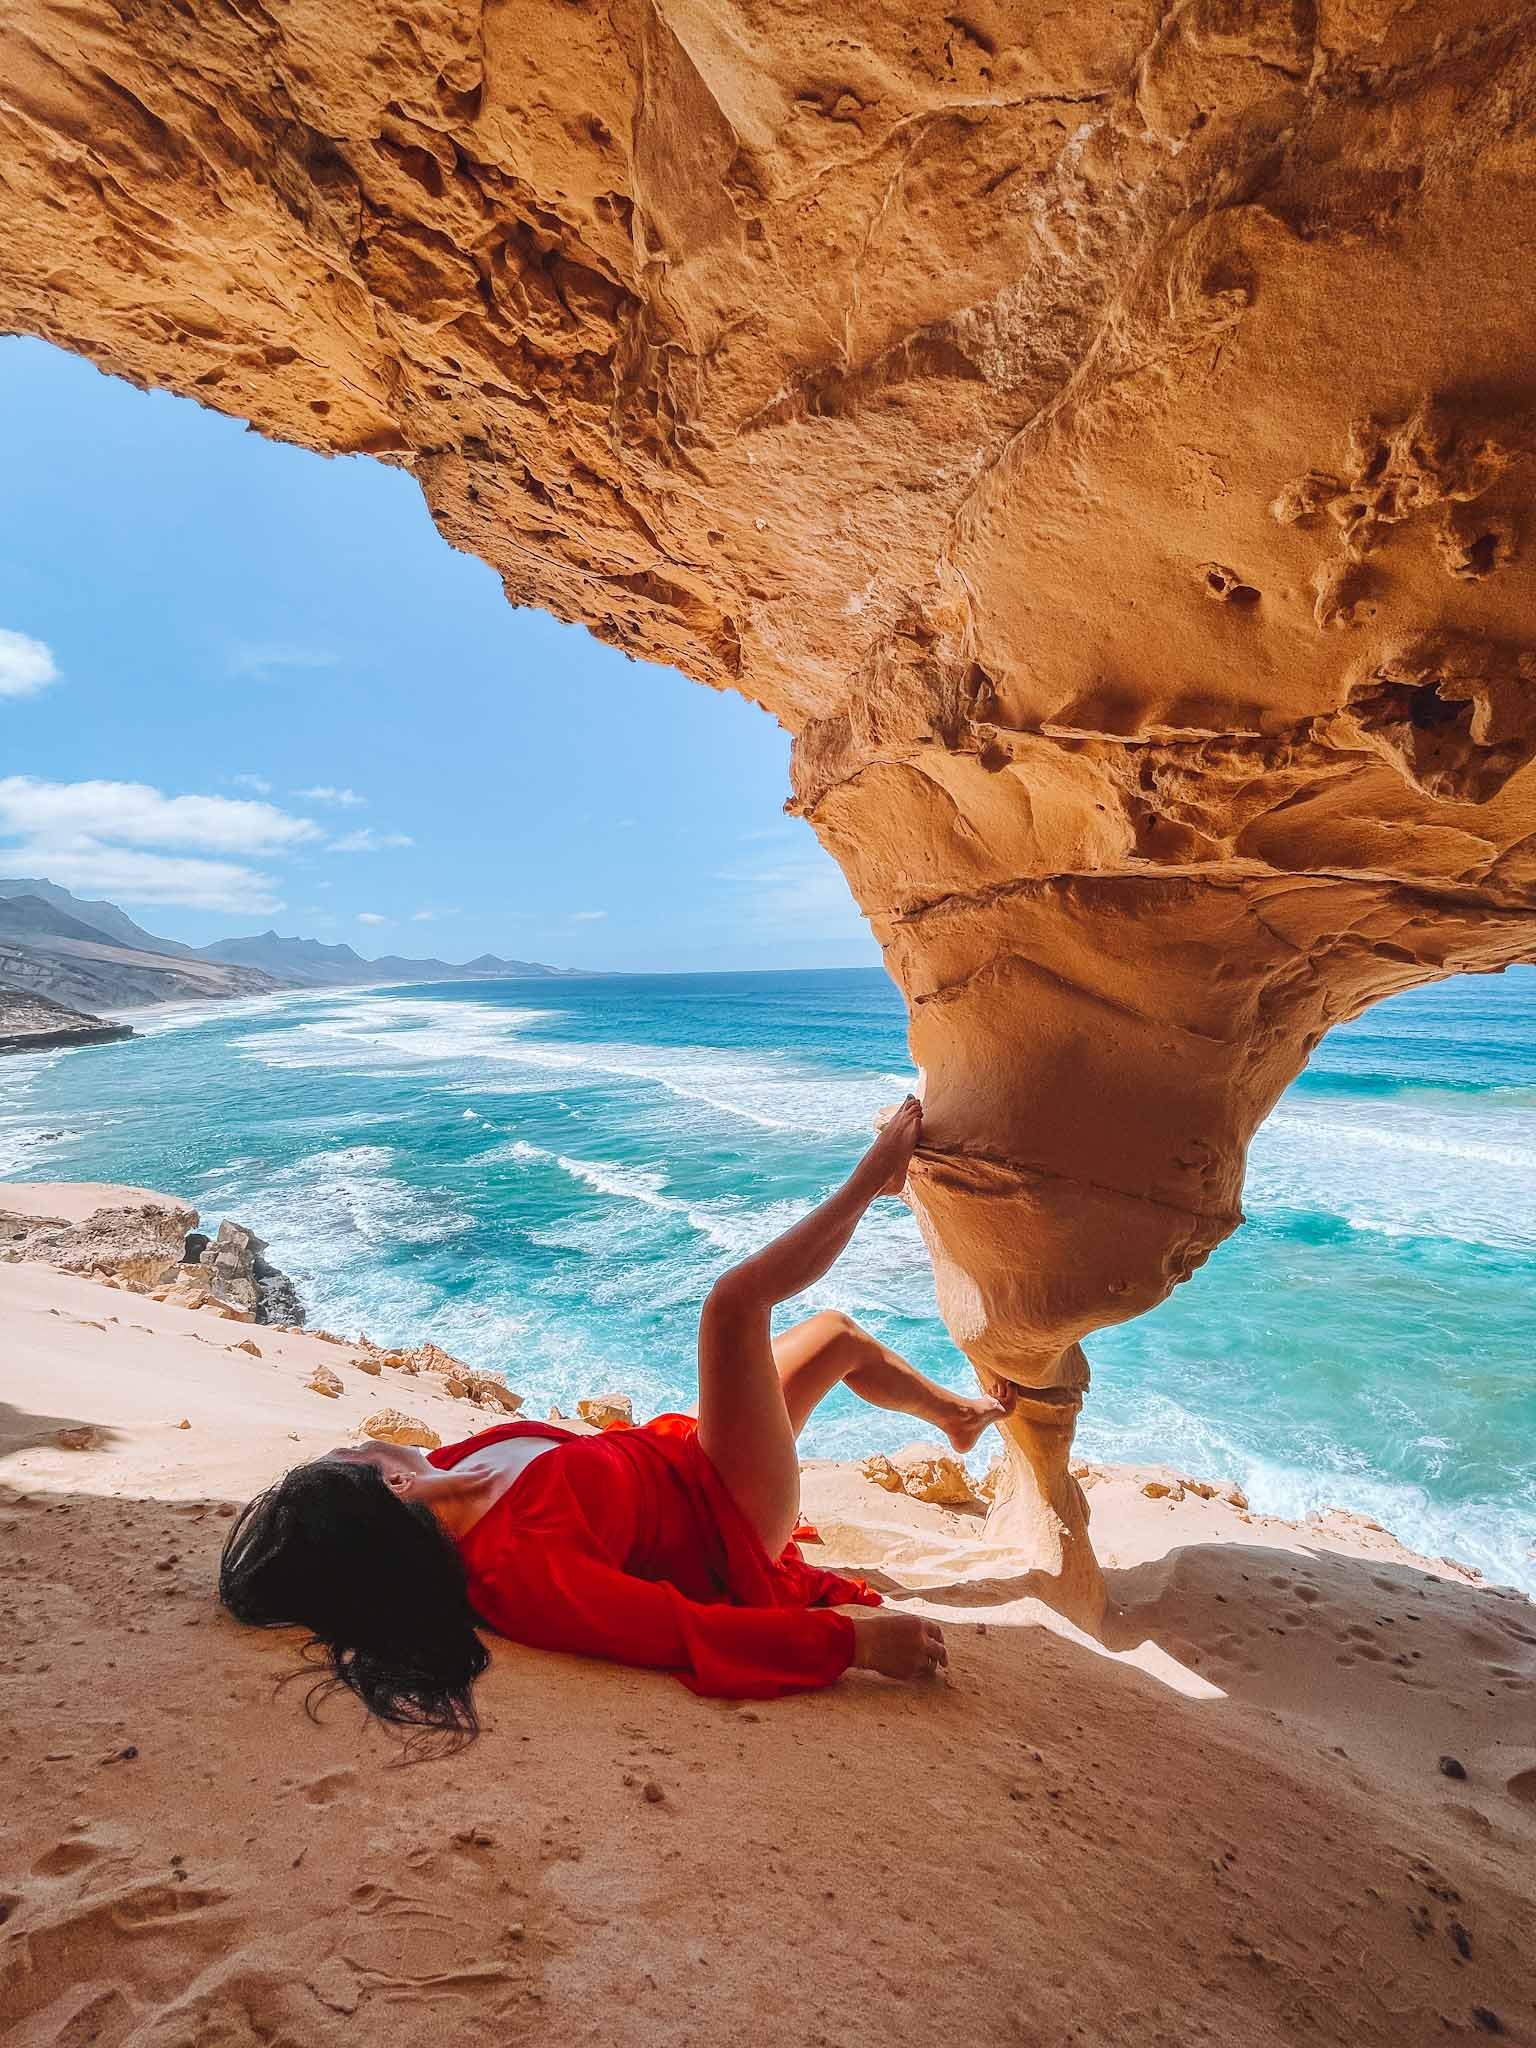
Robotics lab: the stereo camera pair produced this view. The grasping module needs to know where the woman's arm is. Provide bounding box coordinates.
[704,1096,923,1318]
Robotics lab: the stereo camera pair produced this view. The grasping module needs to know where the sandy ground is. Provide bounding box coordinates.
[2,1240,1534,2044]
[0,1184,188,1228]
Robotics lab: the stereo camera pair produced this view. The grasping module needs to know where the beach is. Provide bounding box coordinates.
[3,1226,1534,2044]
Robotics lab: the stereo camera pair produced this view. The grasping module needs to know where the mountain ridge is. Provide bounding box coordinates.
[0,880,599,1005]
[0,878,198,957]
[195,929,594,985]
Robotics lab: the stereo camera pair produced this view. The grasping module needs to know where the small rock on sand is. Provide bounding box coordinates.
[578,1393,634,1431]
[304,1364,344,1399]
[55,1425,104,1451]
[863,1445,979,1508]
[360,1408,442,1450]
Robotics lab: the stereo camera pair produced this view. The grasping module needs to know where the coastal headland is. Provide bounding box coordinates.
[2,1184,1532,2044]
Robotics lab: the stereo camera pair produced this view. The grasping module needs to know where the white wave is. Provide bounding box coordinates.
[124,989,311,1037]
[233,992,560,1074]
[1248,1094,1536,1253]
[498,1137,933,1315]
[0,1050,112,1175]
[240,1145,475,1262]
[1077,1386,1536,1595]
[234,987,910,1137]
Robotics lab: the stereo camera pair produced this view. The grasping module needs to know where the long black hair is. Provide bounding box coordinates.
[219,1458,489,1755]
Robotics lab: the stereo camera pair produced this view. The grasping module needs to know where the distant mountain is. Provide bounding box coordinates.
[0,882,282,1010]
[0,928,282,1011]
[196,930,595,986]
[0,881,597,1010]
[0,892,139,948]
[368,952,590,981]
[0,878,197,957]
[196,931,373,987]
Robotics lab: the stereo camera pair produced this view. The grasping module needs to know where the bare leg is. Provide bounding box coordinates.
[696,1293,803,1557]
[773,1310,1011,1450]
[696,1101,925,1556]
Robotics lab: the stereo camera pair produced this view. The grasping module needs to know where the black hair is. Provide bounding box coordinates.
[219,1458,489,1756]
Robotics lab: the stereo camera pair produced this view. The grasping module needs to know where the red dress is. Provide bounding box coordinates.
[428,1416,882,1698]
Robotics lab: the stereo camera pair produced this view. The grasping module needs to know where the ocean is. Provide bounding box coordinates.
[3,965,1533,1592]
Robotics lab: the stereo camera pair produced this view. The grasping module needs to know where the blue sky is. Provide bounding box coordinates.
[0,337,878,973]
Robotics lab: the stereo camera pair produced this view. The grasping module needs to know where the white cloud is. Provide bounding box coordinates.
[7,842,283,914]
[0,629,60,701]
[0,774,330,916]
[230,644,338,679]
[357,911,388,925]
[411,906,462,923]
[571,909,608,922]
[293,785,366,807]
[0,776,320,853]
[230,772,273,796]
[329,827,414,854]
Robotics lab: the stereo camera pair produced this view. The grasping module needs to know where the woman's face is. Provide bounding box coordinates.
[325,1440,432,1491]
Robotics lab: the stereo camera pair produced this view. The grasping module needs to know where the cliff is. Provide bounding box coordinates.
[0,984,134,1055]
[3,1,1535,1606]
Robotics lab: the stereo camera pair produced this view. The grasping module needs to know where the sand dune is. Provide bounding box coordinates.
[2,1251,1533,2045]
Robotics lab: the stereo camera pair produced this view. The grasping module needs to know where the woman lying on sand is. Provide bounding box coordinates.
[221,1097,1013,1743]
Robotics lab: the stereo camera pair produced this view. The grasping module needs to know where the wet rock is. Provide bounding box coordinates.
[257,1268,306,1327]
[198,1219,305,1327]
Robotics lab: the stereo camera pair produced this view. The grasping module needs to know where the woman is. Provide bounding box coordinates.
[220,1098,1010,1744]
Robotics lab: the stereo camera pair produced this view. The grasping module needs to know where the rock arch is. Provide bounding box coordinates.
[5,0,1535,1618]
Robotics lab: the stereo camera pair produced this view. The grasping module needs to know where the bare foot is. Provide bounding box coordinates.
[940,1391,1014,1455]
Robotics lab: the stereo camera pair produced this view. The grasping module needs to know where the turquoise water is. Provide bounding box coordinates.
[3,965,1533,1591]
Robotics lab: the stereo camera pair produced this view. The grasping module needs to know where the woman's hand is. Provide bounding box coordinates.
[862,1095,923,1197]
[848,1608,948,1680]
